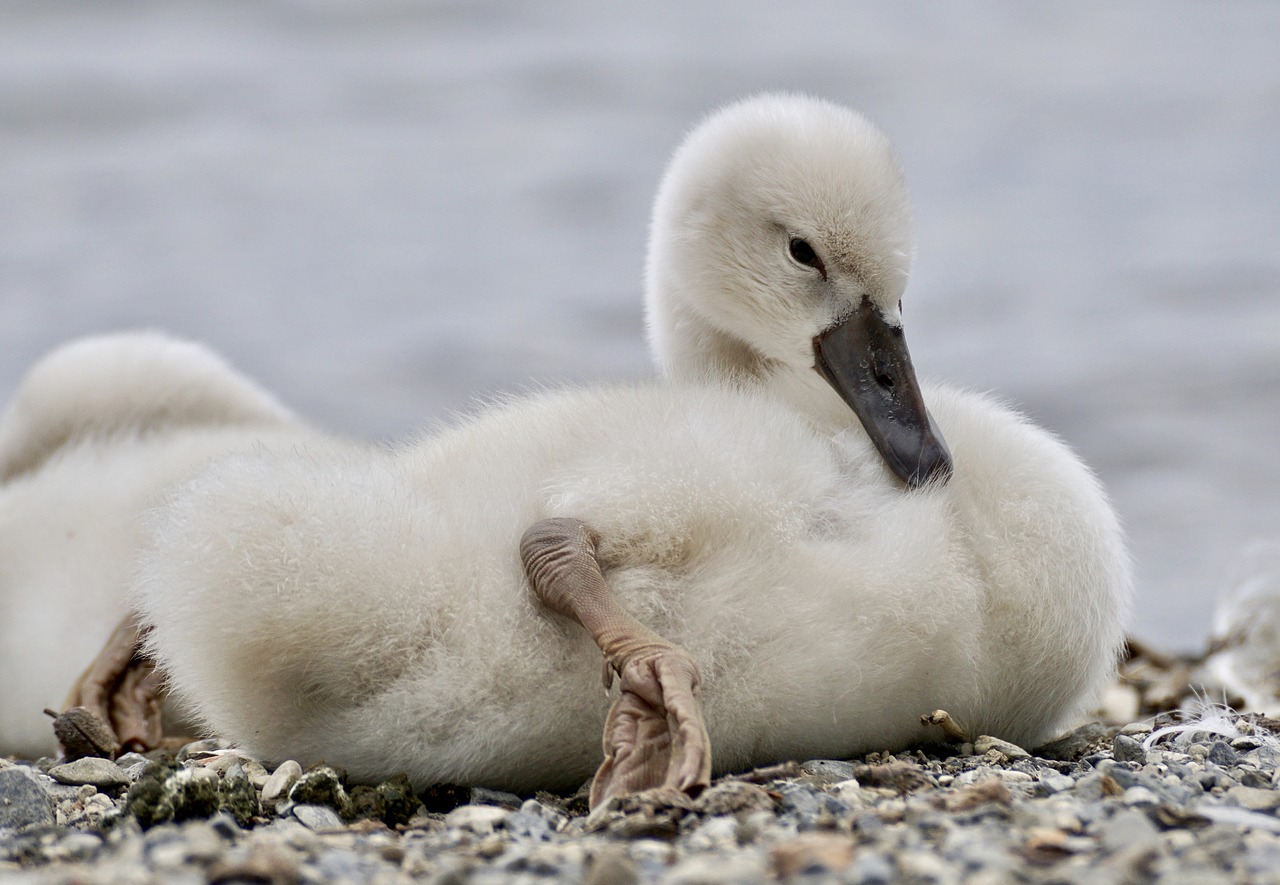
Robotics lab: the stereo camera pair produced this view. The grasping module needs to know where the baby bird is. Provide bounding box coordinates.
[134,95,1130,803]
[0,96,1130,810]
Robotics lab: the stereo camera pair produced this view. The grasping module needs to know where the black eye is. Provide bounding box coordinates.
[788,237,817,265]
[788,238,826,278]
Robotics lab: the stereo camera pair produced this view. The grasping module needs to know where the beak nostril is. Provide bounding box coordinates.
[875,373,894,389]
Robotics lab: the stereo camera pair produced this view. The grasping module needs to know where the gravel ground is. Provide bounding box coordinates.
[6,647,1280,885]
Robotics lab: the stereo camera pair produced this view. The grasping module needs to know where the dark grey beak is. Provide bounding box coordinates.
[813,298,953,487]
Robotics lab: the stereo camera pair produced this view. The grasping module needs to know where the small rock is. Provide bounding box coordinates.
[974,735,1031,759]
[770,833,856,878]
[945,778,1012,811]
[419,782,472,814]
[666,852,766,884]
[445,803,510,833]
[220,764,261,826]
[177,738,233,761]
[1240,770,1272,789]
[1113,734,1148,764]
[346,785,387,823]
[847,851,895,885]
[288,766,349,816]
[1074,771,1124,800]
[1035,722,1111,761]
[830,778,865,805]
[49,757,131,791]
[261,760,302,807]
[897,851,955,883]
[1227,785,1280,812]
[0,766,56,830]
[584,845,638,885]
[851,760,935,793]
[1036,773,1075,796]
[123,762,225,828]
[241,759,270,789]
[207,842,302,884]
[1121,786,1159,806]
[1100,808,1161,854]
[293,803,344,830]
[375,774,420,827]
[800,759,856,784]
[776,783,822,817]
[1208,741,1241,767]
[470,786,522,808]
[694,780,776,817]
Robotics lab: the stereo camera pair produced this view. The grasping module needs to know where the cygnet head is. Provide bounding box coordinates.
[645,93,951,487]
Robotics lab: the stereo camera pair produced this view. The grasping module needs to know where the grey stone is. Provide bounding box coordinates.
[260,759,302,807]
[1240,769,1271,789]
[1121,785,1160,806]
[775,783,822,818]
[176,738,233,761]
[584,845,639,885]
[1035,722,1111,761]
[1036,773,1075,795]
[974,735,1031,759]
[665,851,766,884]
[519,798,568,833]
[847,851,896,885]
[800,759,856,783]
[1208,741,1241,767]
[470,786,522,808]
[49,757,131,791]
[1112,733,1147,764]
[445,803,510,832]
[1100,808,1161,855]
[1226,785,1280,812]
[0,766,55,830]
[292,803,344,830]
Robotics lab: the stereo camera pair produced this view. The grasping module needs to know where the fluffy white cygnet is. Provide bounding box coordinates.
[0,332,309,756]
[125,94,1131,792]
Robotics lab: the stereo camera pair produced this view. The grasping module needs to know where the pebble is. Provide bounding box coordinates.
[445,803,510,832]
[973,735,1031,759]
[293,803,344,830]
[1113,733,1148,764]
[1208,741,1240,767]
[7,712,1280,883]
[260,759,302,807]
[48,757,131,791]
[0,765,55,830]
[1226,785,1280,812]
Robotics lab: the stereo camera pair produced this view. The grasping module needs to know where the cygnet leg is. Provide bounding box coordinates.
[62,616,163,754]
[521,517,712,809]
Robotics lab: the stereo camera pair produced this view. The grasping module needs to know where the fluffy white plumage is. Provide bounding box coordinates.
[0,332,309,755]
[0,95,1131,790]
[138,380,1127,792]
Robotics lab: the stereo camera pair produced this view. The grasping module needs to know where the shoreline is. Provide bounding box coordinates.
[5,651,1280,884]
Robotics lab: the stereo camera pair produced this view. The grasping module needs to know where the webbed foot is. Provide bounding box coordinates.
[61,616,164,756]
[521,517,712,809]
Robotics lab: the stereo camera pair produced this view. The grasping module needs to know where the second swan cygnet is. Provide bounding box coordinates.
[134,94,1131,801]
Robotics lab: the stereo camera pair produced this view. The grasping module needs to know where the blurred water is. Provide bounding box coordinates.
[2,1,1278,650]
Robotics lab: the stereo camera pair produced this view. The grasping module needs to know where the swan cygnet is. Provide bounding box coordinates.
[129,94,1131,803]
[0,331,311,757]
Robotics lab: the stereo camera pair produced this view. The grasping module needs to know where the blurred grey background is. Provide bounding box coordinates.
[2,1,1277,650]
